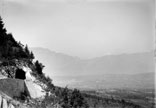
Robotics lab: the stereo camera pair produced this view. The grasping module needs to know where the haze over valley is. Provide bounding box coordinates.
[1,0,155,107]
[31,47,154,90]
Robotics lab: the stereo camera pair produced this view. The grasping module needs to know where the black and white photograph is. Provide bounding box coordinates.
[0,0,155,108]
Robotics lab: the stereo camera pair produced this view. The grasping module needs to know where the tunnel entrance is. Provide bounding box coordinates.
[15,69,26,80]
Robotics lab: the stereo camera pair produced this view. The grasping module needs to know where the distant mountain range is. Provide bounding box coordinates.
[31,47,154,76]
[31,47,155,89]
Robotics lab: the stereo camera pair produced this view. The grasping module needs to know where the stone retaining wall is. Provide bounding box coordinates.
[0,78,29,98]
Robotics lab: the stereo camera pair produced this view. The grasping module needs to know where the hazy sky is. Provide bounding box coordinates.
[0,0,154,59]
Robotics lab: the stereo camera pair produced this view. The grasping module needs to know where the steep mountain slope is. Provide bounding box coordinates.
[0,16,89,108]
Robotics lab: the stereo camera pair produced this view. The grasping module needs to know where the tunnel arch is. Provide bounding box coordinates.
[15,69,26,80]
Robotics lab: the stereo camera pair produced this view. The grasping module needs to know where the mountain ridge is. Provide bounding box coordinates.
[31,47,154,77]
[31,47,154,60]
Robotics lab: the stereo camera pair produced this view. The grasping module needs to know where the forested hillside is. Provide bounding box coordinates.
[0,16,89,108]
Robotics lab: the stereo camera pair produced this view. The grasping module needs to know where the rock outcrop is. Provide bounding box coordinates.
[0,91,22,108]
[25,80,45,99]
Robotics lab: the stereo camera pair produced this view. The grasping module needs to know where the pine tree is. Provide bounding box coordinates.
[35,60,44,74]
[61,87,70,108]
[0,16,7,35]
[30,51,35,59]
[25,45,30,54]
[0,16,7,46]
